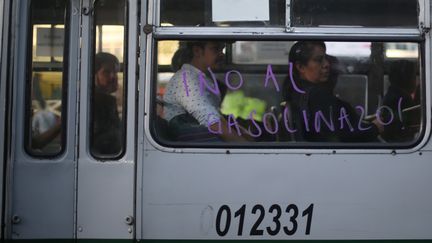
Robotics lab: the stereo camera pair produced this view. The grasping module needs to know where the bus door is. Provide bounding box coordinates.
[6,0,80,239]
[76,0,138,239]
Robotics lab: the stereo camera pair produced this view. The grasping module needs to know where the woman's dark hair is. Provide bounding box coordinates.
[283,41,327,100]
[95,52,120,72]
[171,41,206,72]
[288,41,326,77]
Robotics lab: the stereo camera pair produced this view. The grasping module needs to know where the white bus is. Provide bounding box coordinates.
[0,0,431,242]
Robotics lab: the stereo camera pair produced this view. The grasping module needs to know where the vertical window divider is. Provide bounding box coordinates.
[153,0,159,27]
[285,0,292,32]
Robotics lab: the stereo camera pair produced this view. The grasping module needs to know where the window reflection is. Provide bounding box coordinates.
[95,25,124,61]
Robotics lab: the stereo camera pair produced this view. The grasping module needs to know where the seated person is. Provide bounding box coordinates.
[30,73,61,152]
[381,60,420,142]
[31,108,61,151]
[91,52,123,156]
[31,106,61,152]
[162,41,250,142]
[281,41,382,142]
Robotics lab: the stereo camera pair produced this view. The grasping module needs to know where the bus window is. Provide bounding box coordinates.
[25,0,69,156]
[291,0,418,27]
[160,0,285,27]
[90,0,127,159]
[232,41,294,65]
[153,40,423,148]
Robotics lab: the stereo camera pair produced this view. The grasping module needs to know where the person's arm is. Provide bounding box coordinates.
[209,117,253,142]
[335,99,380,142]
[176,71,252,142]
[32,121,61,149]
[308,89,379,142]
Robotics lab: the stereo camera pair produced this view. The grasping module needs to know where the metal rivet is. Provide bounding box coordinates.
[143,24,153,35]
[125,215,134,225]
[12,215,21,224]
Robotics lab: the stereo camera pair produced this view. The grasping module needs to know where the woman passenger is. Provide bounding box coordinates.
[163,41,250,142]
[283,41,381,142]
[92,52,123,156]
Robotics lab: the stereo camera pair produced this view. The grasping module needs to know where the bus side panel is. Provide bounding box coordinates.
[10,162,75,238]
[139,150,432,240]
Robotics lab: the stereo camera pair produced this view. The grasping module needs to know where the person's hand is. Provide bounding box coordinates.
[372,118,384,134]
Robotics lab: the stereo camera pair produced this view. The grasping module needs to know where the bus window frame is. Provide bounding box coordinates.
[155,0,422,29]
[143,0,432,154]
[23,0,71,158]
[88,0,129,161]
[152,0,429,34]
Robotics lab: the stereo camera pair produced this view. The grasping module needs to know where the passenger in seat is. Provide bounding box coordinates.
[281,41,382,142]
[91,52,123,156]
[381,60,420,142]
[163,41,251,142]
[30,73,62,151]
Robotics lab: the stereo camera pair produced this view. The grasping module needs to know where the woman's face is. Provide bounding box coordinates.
[297,45,330,83]
[193,42,225,71]
[95,62,119,93]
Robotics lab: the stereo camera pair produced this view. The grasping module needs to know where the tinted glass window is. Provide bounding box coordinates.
[25,0,69,156]
[160,0,285,27]
[153,40,423,147]
[90,0,127,159]
[291,0,418,27]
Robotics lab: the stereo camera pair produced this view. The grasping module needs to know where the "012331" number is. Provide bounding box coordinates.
[215,203,314,237]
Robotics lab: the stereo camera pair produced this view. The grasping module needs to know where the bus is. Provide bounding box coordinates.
[0,0,431,242]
